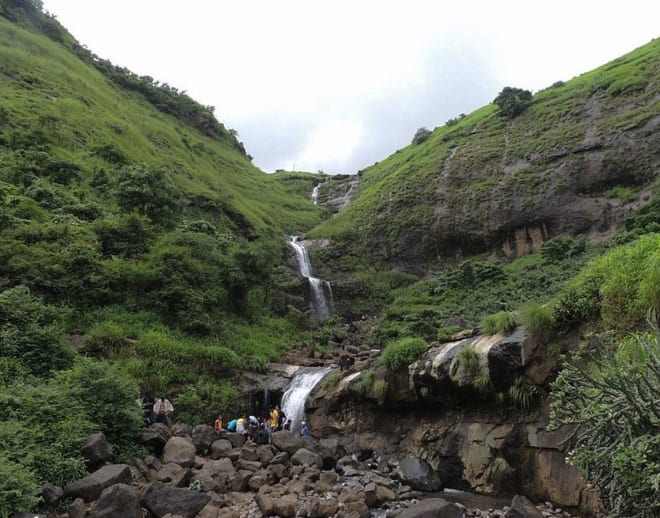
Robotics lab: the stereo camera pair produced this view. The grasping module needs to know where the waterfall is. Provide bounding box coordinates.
[311,183,320,205]
[281,367,331,433]
[289,236,333,321]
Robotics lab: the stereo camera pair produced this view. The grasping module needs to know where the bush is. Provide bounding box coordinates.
[173,378,239,425]
[381,337,428,370]
[493,86,533,118]
[550,332,660,517]
[372,379,388,405]
[0,455,39,517]
[411,127,432,145]
[541,236,586,264]
[481,311,518,335]
[518,301,555,343]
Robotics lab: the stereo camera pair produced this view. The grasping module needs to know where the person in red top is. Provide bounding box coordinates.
[214,414,223,432]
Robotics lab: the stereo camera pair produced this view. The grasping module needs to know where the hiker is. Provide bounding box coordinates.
[248,415,259,440]
[269,406,279,430]
[284,418,292,431]
[277,405,286,431]
[214,414,223,432]
[299,420,309,437]
[141,394,155,425]
[153,397,174,426]
[226,418,237,432]
[236,416,247,435]
[256,423,270,445]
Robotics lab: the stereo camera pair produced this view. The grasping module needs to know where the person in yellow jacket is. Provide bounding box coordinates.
[269,407,279,430]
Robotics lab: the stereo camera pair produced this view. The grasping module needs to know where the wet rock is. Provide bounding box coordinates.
[395,457,442,492]
[398,498,464,518]
[504,495,544,518]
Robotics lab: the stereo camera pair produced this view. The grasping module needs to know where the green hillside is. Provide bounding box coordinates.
[310,38,659,268]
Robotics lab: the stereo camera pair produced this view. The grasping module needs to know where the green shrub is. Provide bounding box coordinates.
[372,379,388,404]
[53,358,142,452]
[518,301,555,343]
[381,337,428,370]
[437,325,461,342]
[507,377,541,409]
[412,127,432,144]
[322,372,342,388]
[173,378,239,425]
[493,86,533,118]
[605,186,636,203]
[354,370,374,395]
[0,455,38,517]
[550,332,660,517]
[456,346,479,372]
[541,236,586,264]
[481,311,518,335]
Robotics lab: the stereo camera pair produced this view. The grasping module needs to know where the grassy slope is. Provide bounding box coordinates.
[0,17,324,236]
[310,38,659,265]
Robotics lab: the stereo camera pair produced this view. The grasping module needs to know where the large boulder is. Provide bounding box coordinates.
[63,464,132,501]
[140,481,211,518]
[504,495,544,518]
[291,448,323,469]
[271,431,303,454]
[210,439,233,459]
[140,423,172,454]
[80,432,113,471]
[395,457,442,492]
[156,463,192,487]
[162,436,196,468]
[192,424,215,453]
[92,483,141,518]
[398,498,464,518]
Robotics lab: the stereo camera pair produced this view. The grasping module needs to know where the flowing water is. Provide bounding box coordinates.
[281,367,331,433]
[311,183,320,205]
[289,236,333,321]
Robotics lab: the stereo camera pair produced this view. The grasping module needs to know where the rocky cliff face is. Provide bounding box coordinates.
[305,328,602,515]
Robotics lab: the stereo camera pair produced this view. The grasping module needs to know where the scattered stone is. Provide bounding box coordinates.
[141,481,211,518]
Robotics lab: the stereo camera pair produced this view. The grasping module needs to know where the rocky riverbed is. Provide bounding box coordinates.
[36,424,579,518]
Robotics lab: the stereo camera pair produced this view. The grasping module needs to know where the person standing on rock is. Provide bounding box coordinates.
[299,421,309,437]
[153,396,173,426]
[214,414,223,432]
[269,406,279,430]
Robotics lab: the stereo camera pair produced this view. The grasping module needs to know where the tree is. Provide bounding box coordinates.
[493,87,533,118]
[550,331,660,517]
[412,127,432,145]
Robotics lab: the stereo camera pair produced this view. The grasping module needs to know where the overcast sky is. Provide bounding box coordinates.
[41,1,659,174]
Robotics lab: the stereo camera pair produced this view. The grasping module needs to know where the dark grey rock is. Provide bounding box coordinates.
[92,483,141,518]
[140,481,210,518]
[63,464,132,501]
[395,457,442,492]
[80,432,113,471]
[398,498,464,518]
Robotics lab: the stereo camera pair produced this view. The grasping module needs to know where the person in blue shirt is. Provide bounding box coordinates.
[300,421,309,437]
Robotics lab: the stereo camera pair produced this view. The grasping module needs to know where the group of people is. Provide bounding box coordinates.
[141,395,174,426]
[218,405,308,443]
[339,353,356,371]
[141,397,310,439]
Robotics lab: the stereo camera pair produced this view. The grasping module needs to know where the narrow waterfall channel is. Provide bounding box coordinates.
[289,236,333,321]
[311,183,321,205]
[281,367,331,433]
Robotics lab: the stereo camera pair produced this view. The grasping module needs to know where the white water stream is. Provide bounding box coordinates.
[280,367,331,433]
[289,236,333,321]
[311,183,320,205]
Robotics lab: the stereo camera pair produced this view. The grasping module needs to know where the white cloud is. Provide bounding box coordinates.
[42,0,659,173]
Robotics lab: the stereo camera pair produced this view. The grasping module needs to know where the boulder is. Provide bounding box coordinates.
[271,430,303,454]
[141,481,210,518]
[92,483,140,518]
[255,492,275,515]
[63,464,132,501]
[504,495,544,517]
[395,457,442,492]
[225,432,246,448]
[140,423,172,454]
[156,462,192,487]
[40,483,63,505]
[291,448,323,469]
[67,498,86,518]
[80,432,113,470]
[273,495,298,517]
[398,498,464,518]
[171,422,193,438]
[256,444,275,466]
[210,439,233,459]
[305,497,339,518]
[239,443,259,462]
[162,436,196,468]
[192,424,215,453]
[208,457,236,476]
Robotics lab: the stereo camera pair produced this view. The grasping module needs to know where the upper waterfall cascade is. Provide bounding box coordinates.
[289,236,333,321]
